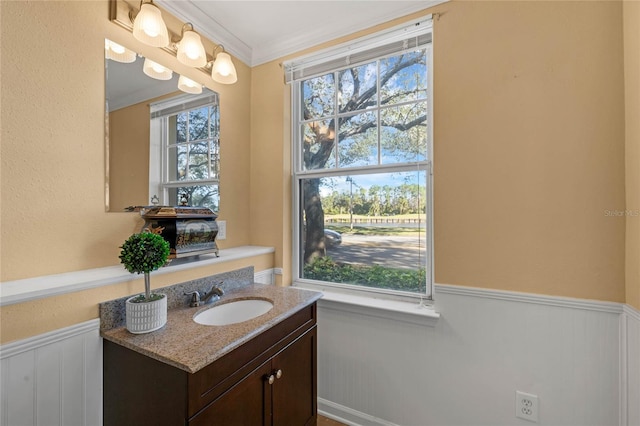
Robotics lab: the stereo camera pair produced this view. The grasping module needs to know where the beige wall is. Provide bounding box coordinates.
[624,0,640,310]
[434,0,626,301]
[108,101,150,211]
[0,0,261,342]
[0,0,635,343]
[0,0,253,280]
[249,61,292,285]
[251,0,629,303]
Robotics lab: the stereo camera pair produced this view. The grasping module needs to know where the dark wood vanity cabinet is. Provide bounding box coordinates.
[104,303,317,426]
[189,326,316,426]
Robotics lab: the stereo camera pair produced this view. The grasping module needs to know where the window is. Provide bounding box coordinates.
[149,91,220,211]
[287,16,434,300]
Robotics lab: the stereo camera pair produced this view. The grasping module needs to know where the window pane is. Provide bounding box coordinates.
[167,145,188,181]
[209,144,220,180]
[338,62,377,112]
[380,50,427,106]
[302,121,335,170]
[300,170,428,294]
[169,185,219,211]
[380,102,428,164]
[302,73,335,120]
[173,112,187,143]
[187,142,209,180]
[209,107,219,138]
[189,107,209,142]
[338,111,377,167]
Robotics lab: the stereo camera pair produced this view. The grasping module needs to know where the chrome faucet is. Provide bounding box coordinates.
[202,285,224,303]
[184,285,224,307]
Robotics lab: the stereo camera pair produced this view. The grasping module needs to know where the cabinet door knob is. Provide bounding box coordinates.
[267,374,275,385]
[275,369,283,379]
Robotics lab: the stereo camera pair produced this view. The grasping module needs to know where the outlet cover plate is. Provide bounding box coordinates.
[515,391,539,422]
[217,220,226,240]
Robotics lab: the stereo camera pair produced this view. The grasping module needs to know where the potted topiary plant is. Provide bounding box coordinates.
[119,231,171,334]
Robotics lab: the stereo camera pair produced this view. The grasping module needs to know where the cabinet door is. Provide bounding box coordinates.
[189,361,272,426]
[271,326,317,426]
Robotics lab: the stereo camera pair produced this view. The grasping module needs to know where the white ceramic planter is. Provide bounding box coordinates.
[125,293,167,334]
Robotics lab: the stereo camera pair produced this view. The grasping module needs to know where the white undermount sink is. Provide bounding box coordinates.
[193,299,274,326]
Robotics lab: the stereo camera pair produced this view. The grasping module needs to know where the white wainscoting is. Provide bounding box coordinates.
[317,285,638,426]
[0,269,273,426]
[623,306,640,426]
[1,280,637,426]
[254,268,275,285]
[0,319,102,426]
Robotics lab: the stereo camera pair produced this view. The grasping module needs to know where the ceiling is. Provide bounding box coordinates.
[155,0,444,67]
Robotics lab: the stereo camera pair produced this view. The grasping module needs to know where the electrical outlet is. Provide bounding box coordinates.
[515,391,539,422]
[217,220,226,240]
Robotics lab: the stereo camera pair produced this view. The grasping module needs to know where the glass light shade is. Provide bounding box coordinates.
[211,52,238,84]
[104,40,136,63]
[143,58,173,80]
[178,75,202,94]
[177,31,207,67]
[132,3,169,48]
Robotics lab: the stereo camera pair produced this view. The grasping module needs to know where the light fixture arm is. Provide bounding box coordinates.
[206,45,226,68]
[172,23,196,47]
[180,23,195,37]
[128,0,153,25]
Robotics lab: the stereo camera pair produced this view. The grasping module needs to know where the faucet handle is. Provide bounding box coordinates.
[184,291,201,307]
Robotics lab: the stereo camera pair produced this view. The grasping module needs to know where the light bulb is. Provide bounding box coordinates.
[178,75,202,94]
[132,2,169,48]
[177,30,207,67]
[143,58,173,80]
[105,40,136,63]
[211,52,237,84]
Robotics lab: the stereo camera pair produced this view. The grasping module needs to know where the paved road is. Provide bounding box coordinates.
[327,235,427,269]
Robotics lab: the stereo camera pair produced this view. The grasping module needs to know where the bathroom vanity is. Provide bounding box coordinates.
[101,278,321,426]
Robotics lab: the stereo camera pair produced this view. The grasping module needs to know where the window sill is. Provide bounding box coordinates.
[0,246,274,307]
[294,283,440,327]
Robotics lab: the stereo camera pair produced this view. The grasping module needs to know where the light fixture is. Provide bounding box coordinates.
[110,0,240,84]
[104,39,136,63]
[178,75,202,94]
[143,58,173,80]
[210,47,237,85]
[175,23,207,68]
[131,0,169,48]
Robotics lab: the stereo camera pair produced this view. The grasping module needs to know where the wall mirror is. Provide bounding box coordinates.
[105,39,220,213]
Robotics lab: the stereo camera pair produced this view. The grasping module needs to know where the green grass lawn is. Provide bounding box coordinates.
[303,256,426,293]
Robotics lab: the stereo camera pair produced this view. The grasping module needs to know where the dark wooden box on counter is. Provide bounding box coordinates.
[140,206,219,258]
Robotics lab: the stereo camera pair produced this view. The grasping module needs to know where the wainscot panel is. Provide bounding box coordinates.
[317,284,634,426]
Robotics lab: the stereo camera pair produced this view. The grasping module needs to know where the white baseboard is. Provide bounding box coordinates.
[319,398,399,426]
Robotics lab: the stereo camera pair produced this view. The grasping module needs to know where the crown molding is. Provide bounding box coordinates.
[156,0,253,66]
[251,0,446,66]
[156,0,447,67]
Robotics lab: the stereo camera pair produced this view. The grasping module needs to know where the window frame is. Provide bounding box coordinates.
[149,92,220,211]
[289,17,435,303]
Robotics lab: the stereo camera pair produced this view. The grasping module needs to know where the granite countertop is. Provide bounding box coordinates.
[100,284,322,374]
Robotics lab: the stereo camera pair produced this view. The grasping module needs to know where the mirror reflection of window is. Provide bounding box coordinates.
[150,92,220,212]
[105,38,221,212]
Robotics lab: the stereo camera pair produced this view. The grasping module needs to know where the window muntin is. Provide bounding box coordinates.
[292,37,433,299]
